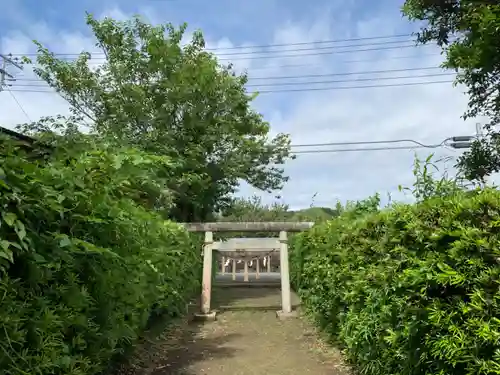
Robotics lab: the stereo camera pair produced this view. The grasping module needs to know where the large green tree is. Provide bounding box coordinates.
[402,1,500,182]
[25,14,292,221]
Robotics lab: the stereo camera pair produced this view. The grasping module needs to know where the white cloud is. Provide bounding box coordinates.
[227,8,492,208]
[0,2,494,210]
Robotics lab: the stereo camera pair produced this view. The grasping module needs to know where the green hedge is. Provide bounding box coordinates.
[291,189,500,375]
[0,142,201,375]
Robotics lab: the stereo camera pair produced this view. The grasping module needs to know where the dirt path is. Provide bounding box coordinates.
[117,288,351,375]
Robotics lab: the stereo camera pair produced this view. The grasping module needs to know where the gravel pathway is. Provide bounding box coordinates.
[116,288,351,375]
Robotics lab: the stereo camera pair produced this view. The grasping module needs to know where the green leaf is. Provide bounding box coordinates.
[2,212,17,226]
[0,241,14,262]
[15,221,26,241]
[59,235,72,248]
[58,355,71,368]
[1,240,11,250]
[32,253,46,263]
[0,250,13,262]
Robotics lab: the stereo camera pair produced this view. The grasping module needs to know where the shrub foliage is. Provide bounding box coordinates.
[0,139,201,375]
[292,189,500,375]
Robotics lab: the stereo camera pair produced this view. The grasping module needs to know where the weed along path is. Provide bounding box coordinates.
[116,287,351,375]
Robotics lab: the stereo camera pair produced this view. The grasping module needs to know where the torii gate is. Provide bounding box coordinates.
[183,221,314,320]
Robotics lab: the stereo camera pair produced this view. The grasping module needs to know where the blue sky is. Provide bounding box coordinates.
[0,0,488,209]
[1,0,412,42]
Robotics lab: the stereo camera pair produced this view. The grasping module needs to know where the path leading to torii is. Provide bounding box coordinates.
[115,287,352,375]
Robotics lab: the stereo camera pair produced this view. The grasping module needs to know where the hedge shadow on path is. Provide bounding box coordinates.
[114,312,243,375]
[114,290,351,375]
[148,323,242,375]
[114,284,301,374]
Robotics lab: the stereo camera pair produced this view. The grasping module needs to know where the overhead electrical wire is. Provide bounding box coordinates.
[4,33,439,97]
[244,73,454,88]
[7,52,442,76]
[10,75,454,90]
[290,138,448,148]
[250,80,454,94]
[204,33,415,51]
[198,39,417,56]
[5,79,455,95]
[17,43,424,63]
[292,145,432,154]
[11,65,447,84]
[8,33,416,58]
[290,137,463,155]
[0,81,467,155]
[8,38,432,66]
[5,86,31,122]
[248,66,445,80]
[2,32,453,96]
[0,32,463,155]
[12,72,446,90]
[218,44,421,61]
[242,53,441,71]
[18,39,419,59]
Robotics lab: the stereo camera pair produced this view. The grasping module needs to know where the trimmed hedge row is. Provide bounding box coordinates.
[291,189,500,375]
[0,143,201,375]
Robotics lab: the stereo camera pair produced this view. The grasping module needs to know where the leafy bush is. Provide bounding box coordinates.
[0,139,201,375]
[292,188,500,375]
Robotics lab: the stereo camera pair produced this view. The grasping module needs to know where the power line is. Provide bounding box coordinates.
[33,39,418,59]
[243,53,441,71]
[219,44,421,61]
[290,138,448,148]
[6,52,442,76]
[5,79,455,95]
[245,73,454,88]
[148,43,420,61]
[5,86,31,122]
[249,66,445,81]
[292,145,437,154]
[211,39,416,56]
[0,55,31,122]
[290,136,461,154]
[203,33,414,51]
[7,62,452,99]
[11,65,447,84]
[11,72,454,91]
[10,42,426,63]
[8,33,415,58]
[253,80,454,94]
[291,142,471,154]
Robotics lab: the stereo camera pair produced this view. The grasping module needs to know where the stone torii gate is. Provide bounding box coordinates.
[184,221,314,321]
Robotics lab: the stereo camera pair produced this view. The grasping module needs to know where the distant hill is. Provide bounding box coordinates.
[288,207,339,222]
[217,197,340,224]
